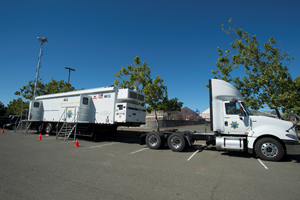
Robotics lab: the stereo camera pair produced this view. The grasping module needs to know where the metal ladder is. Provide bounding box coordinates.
[55,107,78,142]
[14,109,32,135]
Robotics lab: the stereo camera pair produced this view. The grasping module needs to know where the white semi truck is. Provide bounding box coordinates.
[27,85,146,140]
[140,79,300,161]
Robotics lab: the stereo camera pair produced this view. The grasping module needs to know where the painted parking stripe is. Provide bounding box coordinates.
[187,145,204,161]
[89,139,137,149]
[89,142,119,148]
[257,158,268,169]
[130,147,149,154]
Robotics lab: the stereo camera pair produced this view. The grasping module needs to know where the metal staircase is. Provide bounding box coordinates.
[55,107,78,142]
[14,109,32,135]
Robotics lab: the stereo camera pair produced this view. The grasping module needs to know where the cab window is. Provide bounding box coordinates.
[225,102,241,115]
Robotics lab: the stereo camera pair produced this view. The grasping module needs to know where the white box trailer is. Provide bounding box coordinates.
[28,86,146,140]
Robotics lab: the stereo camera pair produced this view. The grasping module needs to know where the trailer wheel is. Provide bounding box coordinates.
[146,133,163,149]
[167,133,186,152]
[45,123,53,135]
[37,124,44,134]
[255,137,284,161]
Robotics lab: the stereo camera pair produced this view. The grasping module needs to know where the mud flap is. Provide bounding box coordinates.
[140,134,146,145]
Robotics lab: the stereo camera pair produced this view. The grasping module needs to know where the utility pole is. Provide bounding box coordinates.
[33,37,48,99]
[65,67,75,83]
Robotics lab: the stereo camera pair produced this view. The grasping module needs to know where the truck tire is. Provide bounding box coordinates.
[37,124,44,134]
[167,133,186,152]
[255,137,284,161]
[45,123,53,135]
[146,132,164,149]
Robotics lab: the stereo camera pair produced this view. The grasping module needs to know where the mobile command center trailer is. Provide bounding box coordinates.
[140,79,300,161]
[28,86,146,140]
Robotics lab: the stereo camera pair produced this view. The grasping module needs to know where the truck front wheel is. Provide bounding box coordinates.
[167,133,186,152]
[255,137,284,161]
[146,133,164,149]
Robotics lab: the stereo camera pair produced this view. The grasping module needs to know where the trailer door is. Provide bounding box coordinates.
[78,95,91,122]
[29,100,43,121]
[115,103,126,123]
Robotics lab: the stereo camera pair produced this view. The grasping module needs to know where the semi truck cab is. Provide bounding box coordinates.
[141,79,300,161]
[210,79,299,160]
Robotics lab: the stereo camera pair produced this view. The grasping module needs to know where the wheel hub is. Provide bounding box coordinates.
[148,135,158,147]
[171,137,181,149]
[261,143,278,157]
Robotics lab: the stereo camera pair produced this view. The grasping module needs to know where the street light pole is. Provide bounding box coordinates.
[33,37,48,99]
[65,67,75,83]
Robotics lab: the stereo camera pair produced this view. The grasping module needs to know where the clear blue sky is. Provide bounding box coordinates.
[1,0,299,113]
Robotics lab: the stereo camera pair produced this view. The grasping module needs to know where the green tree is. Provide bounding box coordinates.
[15,78,45,100]
[15,78,76,100]
[212,19,296,118]
[44,78,75,94]
[6,98,29,116]
[0,101,7,116]
[114,56,183,131]
[285,76,300,116]
[114,56,151,92]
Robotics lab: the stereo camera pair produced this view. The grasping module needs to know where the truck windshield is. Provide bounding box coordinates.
[241,102,253,115]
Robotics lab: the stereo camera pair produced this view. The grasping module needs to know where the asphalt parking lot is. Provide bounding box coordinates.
[1,128,300,200]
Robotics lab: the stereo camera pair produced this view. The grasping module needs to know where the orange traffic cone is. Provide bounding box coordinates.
[74,138,79,147]
[1,128,4,133]
[38,133,42,140]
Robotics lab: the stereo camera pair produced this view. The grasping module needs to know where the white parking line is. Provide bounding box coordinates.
[187,145,203,161]
[89,142,119,148]
[130,148,149,154]
[89,139,137,149]
[257,158,269,169]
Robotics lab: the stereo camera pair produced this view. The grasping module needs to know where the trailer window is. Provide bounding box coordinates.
[82,97,89,105]
[34,102,40,108]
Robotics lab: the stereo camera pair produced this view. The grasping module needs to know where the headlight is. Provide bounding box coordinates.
[286,134,298,140]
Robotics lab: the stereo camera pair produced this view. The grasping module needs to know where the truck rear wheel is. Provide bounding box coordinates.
[255,137,284,161]
[167,133,186,152]
[146,133,164,149]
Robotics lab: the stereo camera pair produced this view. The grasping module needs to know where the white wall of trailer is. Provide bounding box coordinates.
[32,86,146,125]
[35,88,118,125]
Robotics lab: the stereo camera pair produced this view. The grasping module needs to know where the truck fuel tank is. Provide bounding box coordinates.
[215,136,247,151]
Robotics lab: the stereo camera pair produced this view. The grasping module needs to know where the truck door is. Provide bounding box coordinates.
[78,95,91,122]
[223,101,250,134]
